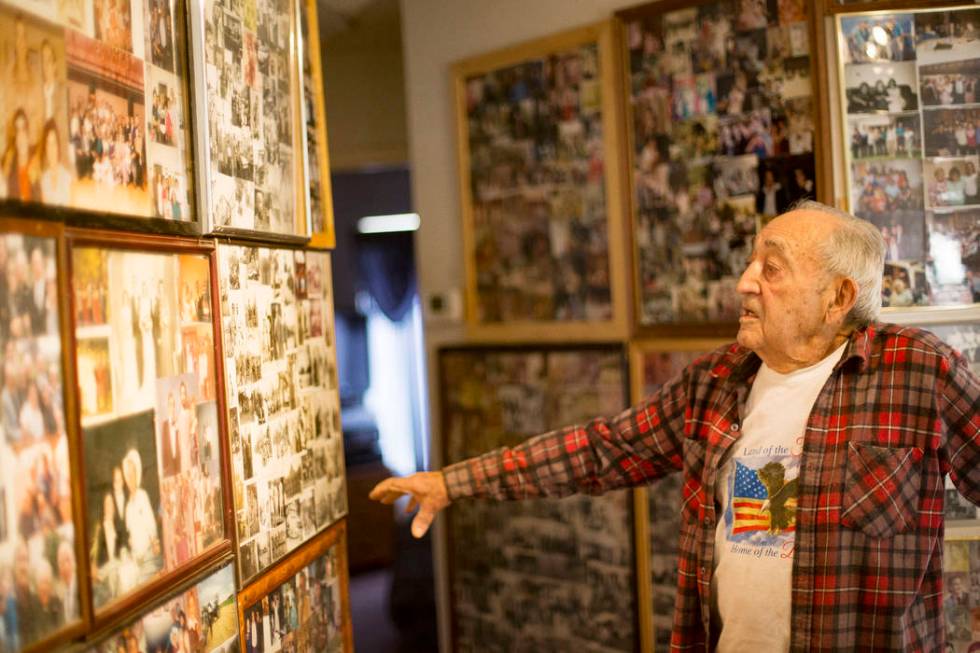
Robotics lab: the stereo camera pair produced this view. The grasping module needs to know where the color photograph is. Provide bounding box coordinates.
[0,0,194,224]
[464,41,612,323]
[72,246,225,610]
[86,562,239,653]
[0,232,81,652]
[242,544,344,653]
[926,209,980,306]
[625,0,816,325]
[941,539,980,653]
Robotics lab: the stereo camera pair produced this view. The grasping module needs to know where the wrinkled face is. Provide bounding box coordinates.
[736,211,839,370]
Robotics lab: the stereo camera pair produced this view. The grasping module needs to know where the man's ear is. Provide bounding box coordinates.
[828,276,858,324]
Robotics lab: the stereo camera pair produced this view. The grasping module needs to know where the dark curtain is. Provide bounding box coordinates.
[357,231,417,323]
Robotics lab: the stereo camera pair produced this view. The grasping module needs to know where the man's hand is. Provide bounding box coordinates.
[369,471,451,538]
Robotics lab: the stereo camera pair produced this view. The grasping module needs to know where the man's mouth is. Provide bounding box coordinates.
[740,308,759,320]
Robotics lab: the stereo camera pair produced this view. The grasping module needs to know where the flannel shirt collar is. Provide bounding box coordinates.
[711,324,876,385]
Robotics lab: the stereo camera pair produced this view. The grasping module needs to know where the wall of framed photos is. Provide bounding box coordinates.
[0,0,350,644]
[401,0,980,651]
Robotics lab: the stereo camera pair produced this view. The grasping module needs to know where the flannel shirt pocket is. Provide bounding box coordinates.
[840,442,923,538]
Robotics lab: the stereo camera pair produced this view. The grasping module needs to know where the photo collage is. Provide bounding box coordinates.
[841,9,980,307]
[0,0,193,221]
[943,539,980,653]
[441,347,635,652]
[86,562,239,653]
[202,0,298,236]
[298,0,328,240]
[626,0,817,325]
[72,248,224,609]
[637,348,711,651]
[0,233,81,651]
[464,42,614,323]
[217,245,346,584]
[242,543,344,653]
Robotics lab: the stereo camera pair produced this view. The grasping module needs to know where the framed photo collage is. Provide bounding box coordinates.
[445,1,980,652]
[0,0,348,646]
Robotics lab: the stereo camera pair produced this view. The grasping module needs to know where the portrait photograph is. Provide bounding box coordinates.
[882,260,929,308]
[87,562,239,653]
[84,409,164,609]
[463,38,615,325]
[241,541,345,653]
[440,345,634,652]
[839,14,915,64]
[72,245,225,610]
[926,209,980,306]
[0,230,82,652]
[217,245,346,583]
[844,62,918,114]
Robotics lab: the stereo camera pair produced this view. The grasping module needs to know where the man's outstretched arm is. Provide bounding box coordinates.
[370,364,695,537]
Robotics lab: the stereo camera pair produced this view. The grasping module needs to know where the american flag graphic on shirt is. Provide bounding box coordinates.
[725,457,798,544]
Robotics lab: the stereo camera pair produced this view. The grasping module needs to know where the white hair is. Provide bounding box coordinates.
[791,200,885,326]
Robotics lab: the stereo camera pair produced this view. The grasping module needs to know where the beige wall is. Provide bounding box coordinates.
[321,0,409,170]
[399,2,647,649]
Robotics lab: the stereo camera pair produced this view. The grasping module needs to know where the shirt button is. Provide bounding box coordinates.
[731,424,740,432]
[703,516,713,527]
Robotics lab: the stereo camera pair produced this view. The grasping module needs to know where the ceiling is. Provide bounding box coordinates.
[318,0,397,38]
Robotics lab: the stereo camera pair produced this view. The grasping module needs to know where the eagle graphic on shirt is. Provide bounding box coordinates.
[724,456,799,546]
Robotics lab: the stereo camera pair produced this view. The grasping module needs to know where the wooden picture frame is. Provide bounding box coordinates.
[84,556,239,651]
[296,0,336,250]
[439,343,637,652]
[452,22,631,342]
[65,229,233,630]
[628,338,727,652]
[0,218,89,653]
[616,0,823,334]
[187,0,310,243]
[828,3,980,314]
[0,0,200,235]
[237,519,353,653]
[214,242,347,586]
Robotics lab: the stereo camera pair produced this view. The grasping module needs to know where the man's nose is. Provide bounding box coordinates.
[736,261,760,295]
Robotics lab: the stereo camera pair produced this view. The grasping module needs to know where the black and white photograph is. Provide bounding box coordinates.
[441,346,634,652]
[218,245,346,583]
[201,0,299,236]
[844,62,918,114]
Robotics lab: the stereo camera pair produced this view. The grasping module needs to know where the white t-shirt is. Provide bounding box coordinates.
[711,342,847,652]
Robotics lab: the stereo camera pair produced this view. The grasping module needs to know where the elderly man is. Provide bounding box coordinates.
[371,201,980,651]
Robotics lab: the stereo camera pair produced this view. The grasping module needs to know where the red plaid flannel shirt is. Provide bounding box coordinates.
[443,324,980,652]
